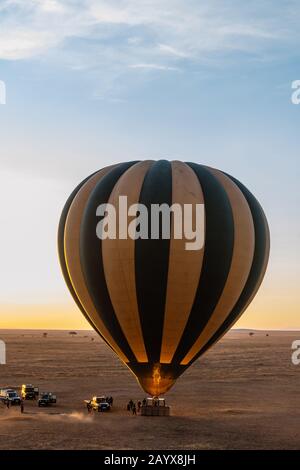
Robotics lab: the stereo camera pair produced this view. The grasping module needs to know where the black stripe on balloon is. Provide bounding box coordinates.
[135,160,172,363]
[57,171,105,336]
[188,173,270,366]
[80,161,138,363]
[171,163,235,364]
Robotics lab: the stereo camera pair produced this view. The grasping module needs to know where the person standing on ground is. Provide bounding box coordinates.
[132,403,137,415]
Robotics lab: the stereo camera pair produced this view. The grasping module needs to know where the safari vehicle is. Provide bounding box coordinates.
[84,396,110,412]
[21,384,39,400]
[38,392,57,407]
[0,388,21,406]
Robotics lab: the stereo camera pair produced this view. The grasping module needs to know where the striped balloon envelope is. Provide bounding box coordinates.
[58,160,270,396]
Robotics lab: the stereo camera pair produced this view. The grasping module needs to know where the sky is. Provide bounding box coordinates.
[0,0,299,329]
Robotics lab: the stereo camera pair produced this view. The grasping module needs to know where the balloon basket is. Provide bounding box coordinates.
[140,397,170,416]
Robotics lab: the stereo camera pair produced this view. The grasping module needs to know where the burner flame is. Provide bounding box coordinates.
[152,364,161,391]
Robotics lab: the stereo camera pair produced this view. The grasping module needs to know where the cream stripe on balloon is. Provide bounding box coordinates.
[181,167,255,365]
[197,206,270,357]
[160,161,205,364]
[64,165,130,363]
[102,161,154,363]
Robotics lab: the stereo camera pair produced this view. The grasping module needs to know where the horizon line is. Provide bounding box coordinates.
[0,327,300,332]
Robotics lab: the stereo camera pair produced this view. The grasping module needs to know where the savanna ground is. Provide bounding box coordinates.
[0,329,299,450]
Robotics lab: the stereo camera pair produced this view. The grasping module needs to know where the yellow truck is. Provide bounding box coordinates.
[21,384,39,400]
[84,396,111,412]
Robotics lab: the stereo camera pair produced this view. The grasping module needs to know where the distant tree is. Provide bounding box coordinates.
[69,331,77,336]
[249,332,254,336]
[43,332,47,338]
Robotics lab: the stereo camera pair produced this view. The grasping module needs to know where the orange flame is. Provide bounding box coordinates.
[152,363,161,391]
[136,363,176,396]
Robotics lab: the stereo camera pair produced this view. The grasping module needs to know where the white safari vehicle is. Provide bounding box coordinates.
[0,389,21,406]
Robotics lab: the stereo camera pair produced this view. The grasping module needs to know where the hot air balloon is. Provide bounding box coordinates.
[58,160,270,396]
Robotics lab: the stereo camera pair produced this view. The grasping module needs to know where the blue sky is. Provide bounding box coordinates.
[0,0,299,328]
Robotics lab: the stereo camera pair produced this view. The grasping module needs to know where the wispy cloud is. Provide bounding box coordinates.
[129,63,180,71]
[0,0,299,94]
[158,44,189,59]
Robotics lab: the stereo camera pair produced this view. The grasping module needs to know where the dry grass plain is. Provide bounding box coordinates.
[0,329,299,450]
